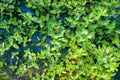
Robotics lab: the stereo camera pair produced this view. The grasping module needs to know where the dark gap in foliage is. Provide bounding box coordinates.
[12,9,23,20]
[72,71,76,76]
[0,28,6,35]
[93,28,114,46]
[81,74,86,78]
[70,27,76,34]
[113,73,120,79]
[59,10,69,27]
[9,24,15,32]
[93,58,97,64]
[27,31,46,53]
[37,59,45,69]
[18,77,26,80]
[4,50,19,79]
[0,39,3,44]
[0,14,3,21]
[0,28,10,40]
[32,9,39,17]
[45,36,52,44]
[29,45,45,53]
[5,66,18,80]
[4,51,11,66]
[85,0,91,8]
[109,16,115,22]
[94,21,97,24]
[23,41,46,53]
[9,24,19,34]
[77,45,82,48]
[42,6,50,14]
[35,6,48,16]
[2,6,13,13]
[49,6,53,10]
[58,47,69,61]
[31,31,44,45]
[116,15,120,29]
[96,0,102,2]
[101,16,106,20]
[51,0,54,3]
[55,74,59,80]
[61,47,69,56]
[113,65,120,80]
[4,46,23,66]
[31,22,40,29]
[4,43,25,64]
[60,12,68,21]
[3,40,47,78]
[19,1,32,13]
[2,14,10,20]
[36,25,41,31]
[64,26,69,29]
[92,37,100,47]
[86,11,89,15]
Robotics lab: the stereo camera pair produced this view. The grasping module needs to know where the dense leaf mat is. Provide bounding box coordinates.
[0,0,120,80]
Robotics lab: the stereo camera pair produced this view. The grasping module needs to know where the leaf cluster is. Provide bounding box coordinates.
[0,0,120,80]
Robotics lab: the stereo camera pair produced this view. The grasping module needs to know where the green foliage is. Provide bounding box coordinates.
[0,0,120,80]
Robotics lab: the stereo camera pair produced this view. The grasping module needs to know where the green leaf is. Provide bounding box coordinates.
[13,44,19,49]
[33,63,39,69]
